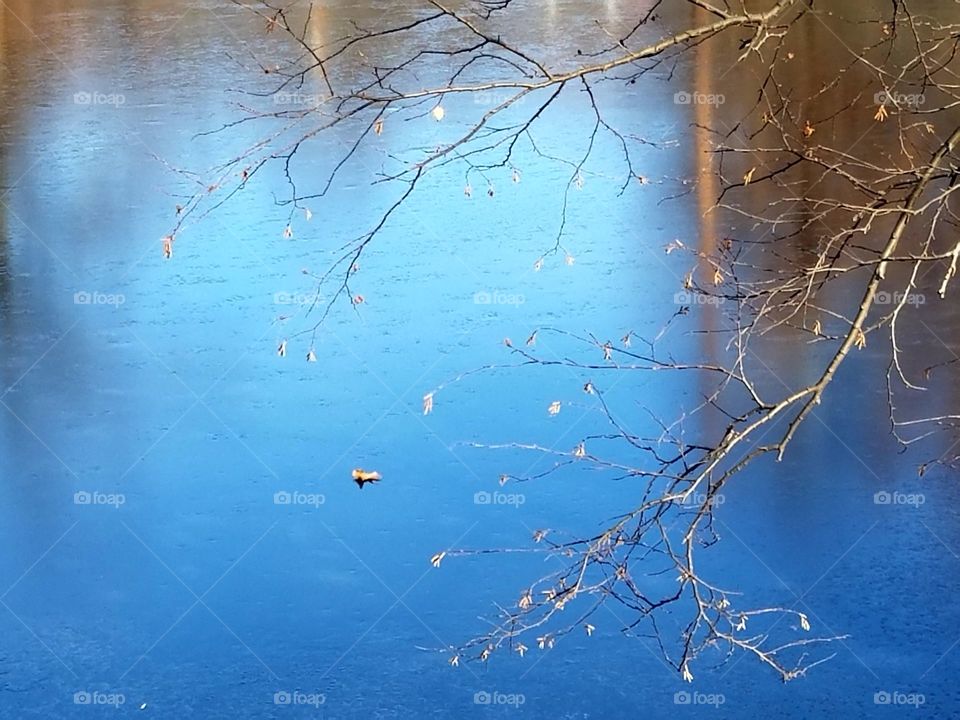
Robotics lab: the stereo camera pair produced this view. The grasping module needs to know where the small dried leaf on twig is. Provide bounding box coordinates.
[423,392,434,416]
[518,589,533,609]
[526,331,537,346]
[854,328,867,349]
[430,551,446,568]
[431,105,445,121]
[547,401,561,415]
[743,167,756,185]
[277,340,287,357]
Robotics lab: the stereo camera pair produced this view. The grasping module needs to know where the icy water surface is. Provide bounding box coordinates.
[1,1,959,717]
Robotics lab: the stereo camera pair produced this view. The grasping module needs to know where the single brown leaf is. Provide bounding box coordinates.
[352,468,382,489]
